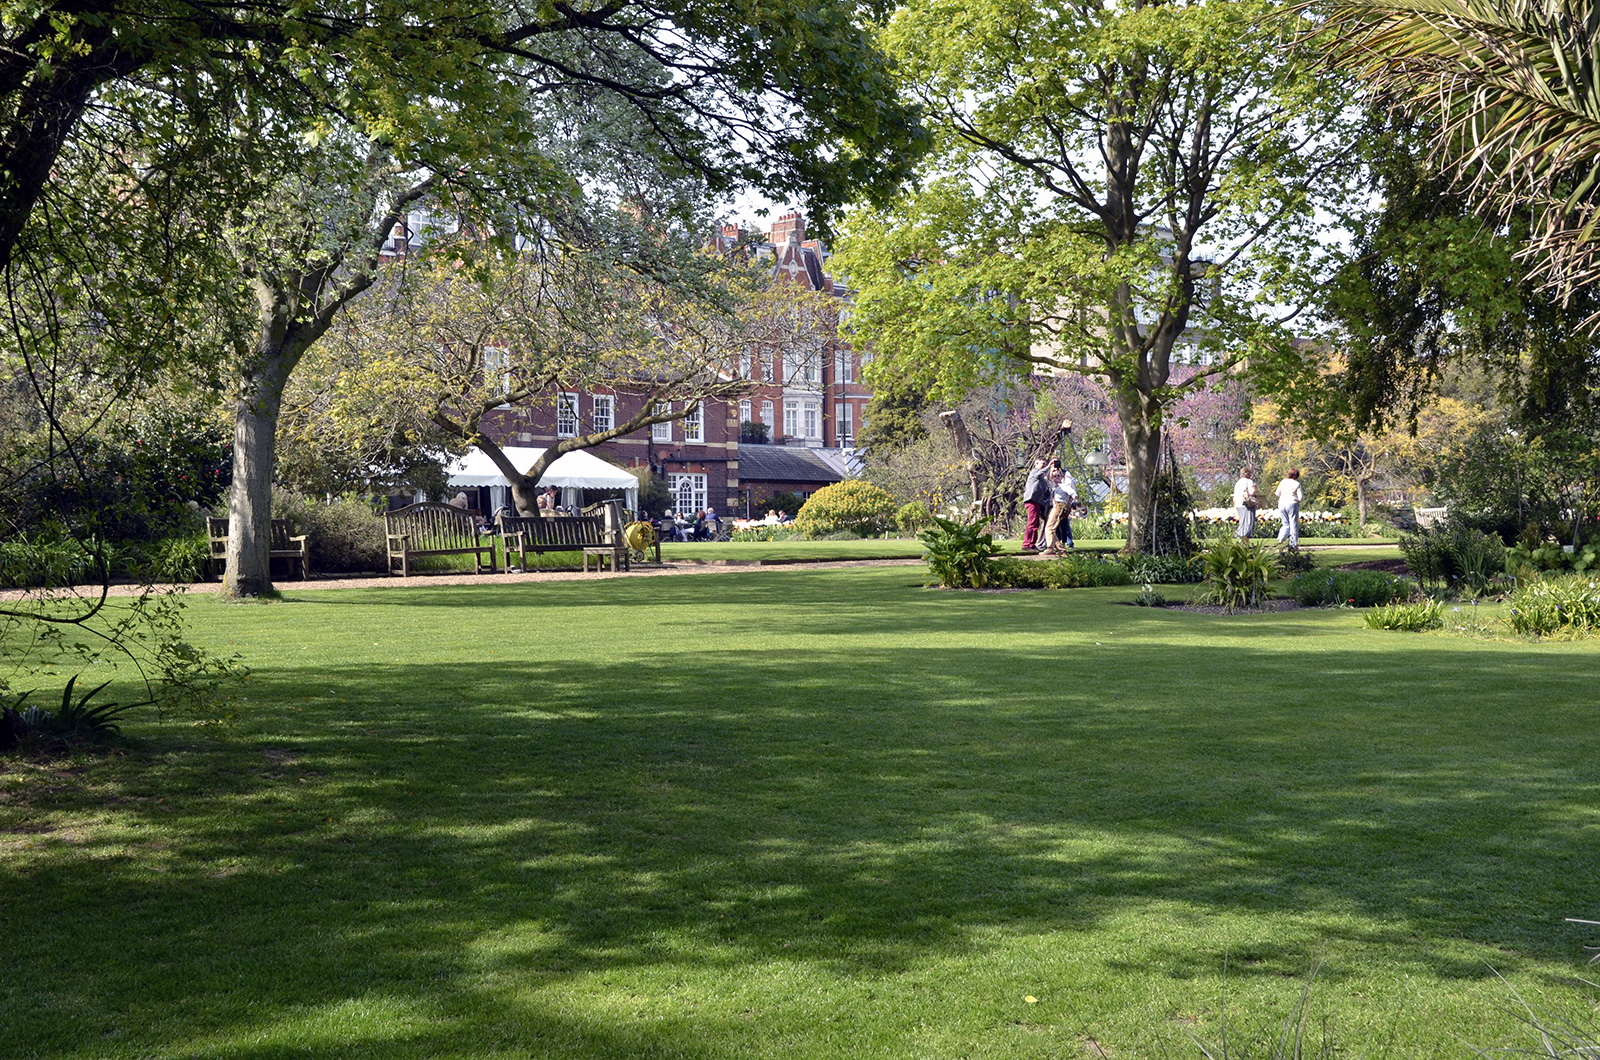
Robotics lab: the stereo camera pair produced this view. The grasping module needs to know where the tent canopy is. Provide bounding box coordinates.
[445,447,638,502]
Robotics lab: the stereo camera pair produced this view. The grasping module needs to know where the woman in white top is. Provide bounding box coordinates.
[1275,468,1305,547]
[1232,467,1257,539]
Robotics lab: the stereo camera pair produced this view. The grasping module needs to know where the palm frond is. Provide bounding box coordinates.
[1314,0,1600,316]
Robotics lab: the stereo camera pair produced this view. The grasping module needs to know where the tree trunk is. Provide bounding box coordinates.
[1114,386,1161,552]
[1356,477,1368,526]
[939,409,982,515]
[224,349,296,596]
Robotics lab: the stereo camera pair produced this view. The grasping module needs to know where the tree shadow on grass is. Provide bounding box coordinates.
[5,607,1600,1057]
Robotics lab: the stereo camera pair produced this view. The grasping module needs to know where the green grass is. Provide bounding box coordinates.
[3,566,1598,1058]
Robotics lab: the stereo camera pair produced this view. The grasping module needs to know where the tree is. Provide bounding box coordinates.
[1316,0,1600,312]
[834,0,1355,550]
[4,0,929,597]
[1311,117,1600,536]
[0,0,927,279]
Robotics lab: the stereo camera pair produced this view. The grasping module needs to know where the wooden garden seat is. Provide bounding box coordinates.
[206,517,310,580]
[385,503,496,577]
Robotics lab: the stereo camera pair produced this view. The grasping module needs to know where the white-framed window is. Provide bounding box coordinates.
[783,400,799,438]
[668,473,707,513]
[738,350,751,378]
[803,401,820,439]
[835,351,853,384]
[683,403,703,443]
[592,394,614,432]
[652,402,673,442]
[804,354,819,385]
[739,399,752,424]
[835,402,853,444]
[483,346,511,402]
[761,400,774,430]
[556,392,579,438]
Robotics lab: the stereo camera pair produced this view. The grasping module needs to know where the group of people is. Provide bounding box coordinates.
[1021,458,1078,553]
[1232,466,1304,546]
[661,507,720,541]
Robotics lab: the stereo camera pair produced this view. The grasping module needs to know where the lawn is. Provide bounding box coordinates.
[659,535,1382,564]
[4,566,1598,1058]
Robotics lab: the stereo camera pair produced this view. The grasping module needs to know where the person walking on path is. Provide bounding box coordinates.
[1275,468,1304,547]
[1232,467,1258,539]
[1022,457,1051,551]
[1044,465,1077,552]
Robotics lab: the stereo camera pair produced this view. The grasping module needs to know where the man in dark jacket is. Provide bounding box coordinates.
[1022,458,1051,551]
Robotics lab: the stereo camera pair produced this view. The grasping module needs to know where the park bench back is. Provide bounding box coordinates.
[206,517,310,579]
[385,503,496,577]
[497,509,627,572]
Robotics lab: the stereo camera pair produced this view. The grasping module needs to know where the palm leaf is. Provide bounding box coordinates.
[1313,0,1600,314]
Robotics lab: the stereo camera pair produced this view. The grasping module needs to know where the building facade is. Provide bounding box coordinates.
[470,211,870,515]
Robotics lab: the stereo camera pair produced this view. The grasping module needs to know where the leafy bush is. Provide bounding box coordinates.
[1123,551,1205,584]
[729,524,797,542]
[272,489,386,573]
[1197,537,1275,610]
[1287,569,1412,607]
[1276,546,1315,574]
[795,480,897,537]
[0,675,141,753]
[1507,575,1600,636]
[0,534,101,589]
[1365,599,1445,631]
[919,516,1000,588]
[149,533,210,583]
[1400,520,1507,591]
[1507,540,1600,577]
[988,554,1132,589]
[895,501,932,532]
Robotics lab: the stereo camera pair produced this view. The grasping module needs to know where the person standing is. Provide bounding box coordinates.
[1275,468,1304,547]
[1021,457,1050,551]
[1044,465,1077,552]
[1232,467,1258,539]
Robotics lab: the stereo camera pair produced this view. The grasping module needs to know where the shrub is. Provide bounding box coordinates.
[895,500,932,532]
[0,675,140,753]
[1197,537,1275,610]
[1507,540,1600,578]
[919,516,1000,588]
[729,525,797,542]
[1123,551,1205,584]
[1507,575,1600,636]
[272,489,386,573]
[1400,520,1507,591]
[0,534,100,589]
[1276,546,1315,574]
[795,480,897,537]
[1287,569,1412,607]
[149,533,210,583]
[1365,599,1445,631]
[988,554,1132,589]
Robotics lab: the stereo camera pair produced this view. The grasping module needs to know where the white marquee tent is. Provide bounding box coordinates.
[444,446,638,512]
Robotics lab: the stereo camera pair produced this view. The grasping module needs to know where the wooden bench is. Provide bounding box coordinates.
[207,517,310,580]
[498,511,626,573]
[385,502,496,577]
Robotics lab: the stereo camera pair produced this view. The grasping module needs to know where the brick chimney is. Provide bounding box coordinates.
[769,211,805,245]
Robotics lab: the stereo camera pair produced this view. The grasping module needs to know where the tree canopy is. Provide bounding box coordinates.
[834,0,1356,549]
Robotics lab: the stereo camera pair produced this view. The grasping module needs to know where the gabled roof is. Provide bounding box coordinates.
[737,444,844,483]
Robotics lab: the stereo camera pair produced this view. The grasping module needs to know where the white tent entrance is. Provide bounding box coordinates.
[444,446,639,514]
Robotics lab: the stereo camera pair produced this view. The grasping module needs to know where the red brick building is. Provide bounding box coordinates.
[468,211,870,516]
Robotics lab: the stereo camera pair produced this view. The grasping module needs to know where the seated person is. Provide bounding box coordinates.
[692,510,708,540]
